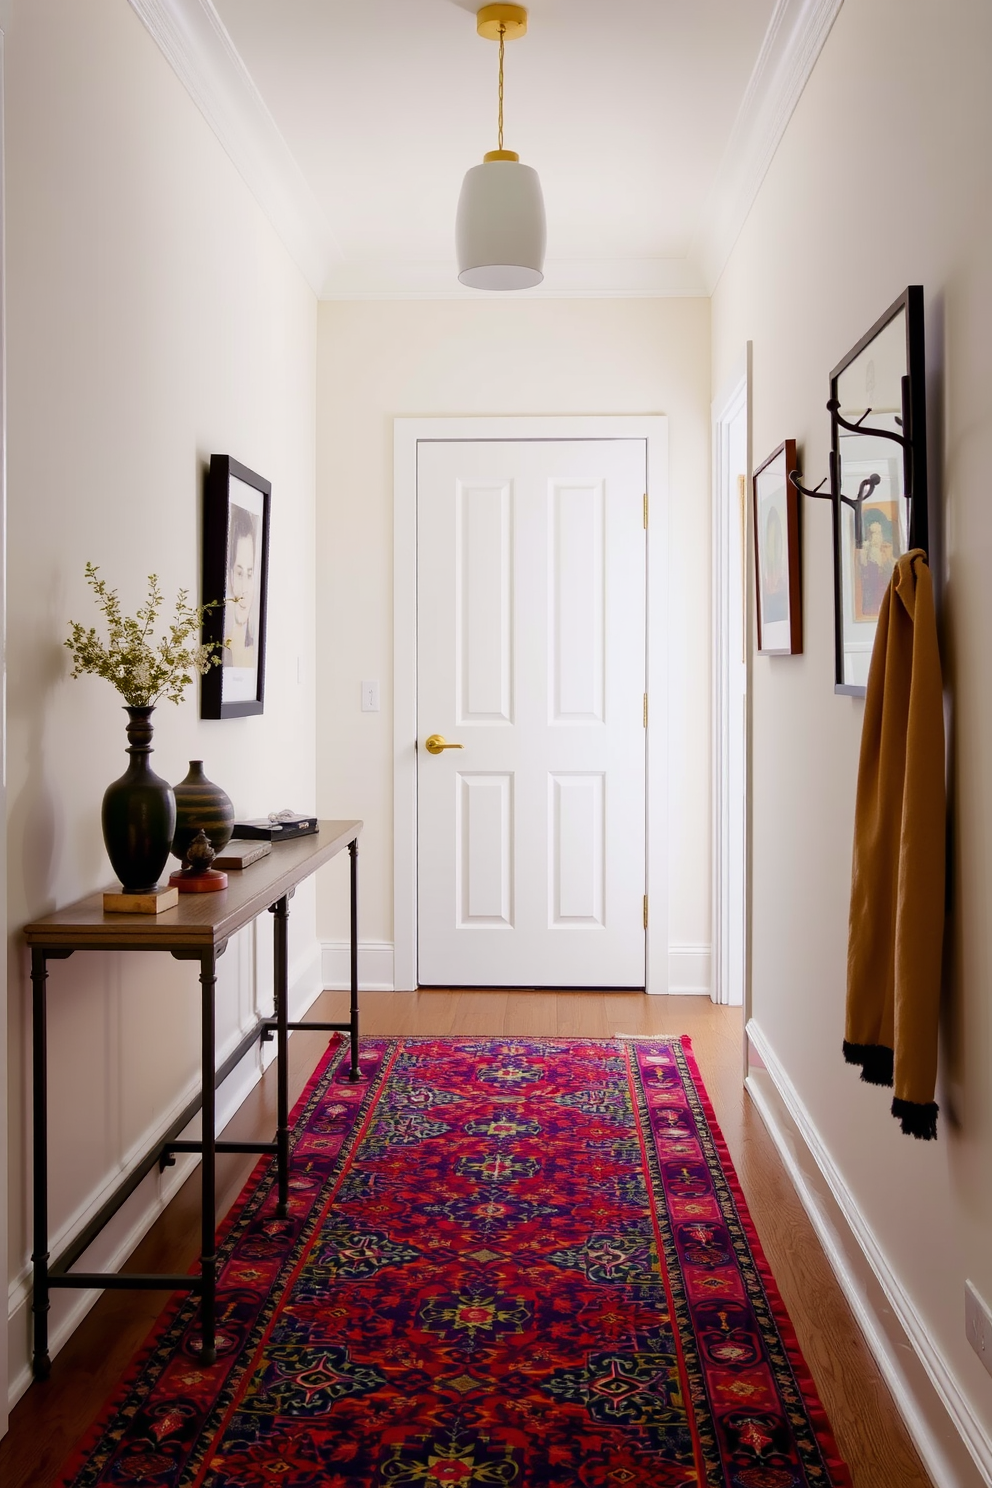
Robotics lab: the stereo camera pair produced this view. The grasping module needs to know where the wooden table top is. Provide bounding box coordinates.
[23,820,362,952]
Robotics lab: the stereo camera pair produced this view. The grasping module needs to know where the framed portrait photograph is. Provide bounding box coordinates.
[752,439,802,656]
[201,454,271,719]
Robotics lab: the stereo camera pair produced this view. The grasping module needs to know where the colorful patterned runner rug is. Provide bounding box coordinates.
[64,1037,851,1487]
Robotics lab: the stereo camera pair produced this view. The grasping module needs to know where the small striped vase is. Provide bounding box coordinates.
[171,760,235,866]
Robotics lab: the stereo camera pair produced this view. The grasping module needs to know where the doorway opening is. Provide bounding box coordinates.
[712,360,750,1009]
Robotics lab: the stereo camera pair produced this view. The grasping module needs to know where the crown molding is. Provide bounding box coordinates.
[319,256,707,301]
[127,0,339,295]
[693,0,845,293]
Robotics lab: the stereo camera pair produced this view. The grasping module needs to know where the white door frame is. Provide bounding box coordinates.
[712,354,750,1011]
[393,416,670,994]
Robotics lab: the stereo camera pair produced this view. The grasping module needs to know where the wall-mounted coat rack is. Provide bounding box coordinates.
[789,286,928,695]
[789,378,923,552]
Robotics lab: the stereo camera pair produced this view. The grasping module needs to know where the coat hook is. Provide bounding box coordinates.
[789,462,880,550]
[789,469,831,502]
[827,397,910,450]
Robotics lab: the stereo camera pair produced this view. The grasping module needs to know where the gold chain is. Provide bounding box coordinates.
[498,24,505,150]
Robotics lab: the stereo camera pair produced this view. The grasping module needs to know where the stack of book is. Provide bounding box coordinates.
[231,815,319,843]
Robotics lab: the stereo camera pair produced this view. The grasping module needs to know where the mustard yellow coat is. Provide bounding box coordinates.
[844,549,945,1139]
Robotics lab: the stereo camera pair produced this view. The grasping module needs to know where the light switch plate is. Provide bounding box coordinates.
[361,679,380,713]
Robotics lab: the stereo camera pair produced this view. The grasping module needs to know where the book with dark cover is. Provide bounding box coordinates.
[231,816,319,842]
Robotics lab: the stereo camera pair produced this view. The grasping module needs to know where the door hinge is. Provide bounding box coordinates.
[643,895,648,930]
[643,492,648,529]
[643,693,648,728]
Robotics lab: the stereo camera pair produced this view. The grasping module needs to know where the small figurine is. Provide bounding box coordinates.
[169,829,229,893]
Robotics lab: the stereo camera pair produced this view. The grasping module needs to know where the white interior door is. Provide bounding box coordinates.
[417,439,646,987]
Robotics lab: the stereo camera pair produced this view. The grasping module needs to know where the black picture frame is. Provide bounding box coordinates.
[829,286,927,696]
[200,454,271,719]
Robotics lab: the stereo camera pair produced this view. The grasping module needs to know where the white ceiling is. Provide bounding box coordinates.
[132,0,844,297]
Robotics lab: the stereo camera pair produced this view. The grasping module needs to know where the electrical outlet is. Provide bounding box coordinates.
[966,1280,992,1374]
[361,679,380,713]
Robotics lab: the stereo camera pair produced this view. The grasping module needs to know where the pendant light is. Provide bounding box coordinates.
[456,4,546,291]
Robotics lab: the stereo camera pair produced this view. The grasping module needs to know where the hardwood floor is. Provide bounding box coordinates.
[0,990,933,1488]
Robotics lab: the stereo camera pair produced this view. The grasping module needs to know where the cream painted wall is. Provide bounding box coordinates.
[5,0,317,1394]
[712,0,992,1464]
[315,298,712,977]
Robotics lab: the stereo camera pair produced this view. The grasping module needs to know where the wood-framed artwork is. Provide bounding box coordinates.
[752,439,802,655]
[200,454,271,719]
[829,286,927,695]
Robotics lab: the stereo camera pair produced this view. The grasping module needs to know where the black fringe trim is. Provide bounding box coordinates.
[842,1040,894,1087]
[891,1097,939,1141]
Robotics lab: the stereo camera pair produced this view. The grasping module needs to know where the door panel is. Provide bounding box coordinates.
[458,481,512,723]
[457,772,514,927]
[551,479,605,721]
[551,772,605,925]
[417,439,646,987]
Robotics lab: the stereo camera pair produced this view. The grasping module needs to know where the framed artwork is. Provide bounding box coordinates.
[752,439,802,655]
[201,454,271,719]
[830,286,927,694]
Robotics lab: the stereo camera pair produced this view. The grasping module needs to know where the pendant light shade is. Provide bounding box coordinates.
[456,154,546,290]
[456,5,545,291]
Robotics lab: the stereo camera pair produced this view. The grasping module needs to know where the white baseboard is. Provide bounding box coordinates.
[746,1018,992,1488]
[664,943,712,996]
[321,941,710,998]
[321,940,395,991]
[7,945,324,1410]
[321,941,710,997]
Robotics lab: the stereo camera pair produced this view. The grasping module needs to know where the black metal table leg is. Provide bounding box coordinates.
[348,838,360,1081]
[22,823,362,1379]
[271,894,290,1218]
[199,948,217,1364]
[31,948,51,1381]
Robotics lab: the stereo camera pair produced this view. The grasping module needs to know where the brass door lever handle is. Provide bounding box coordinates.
[425,734,464,755]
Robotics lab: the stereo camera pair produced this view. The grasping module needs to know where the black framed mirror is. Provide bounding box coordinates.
[829,286,927,695]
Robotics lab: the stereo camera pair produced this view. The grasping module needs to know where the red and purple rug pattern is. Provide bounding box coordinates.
[63,1037,850,1487]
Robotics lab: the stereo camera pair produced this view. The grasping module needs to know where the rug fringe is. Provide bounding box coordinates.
[614,1033,680,1040]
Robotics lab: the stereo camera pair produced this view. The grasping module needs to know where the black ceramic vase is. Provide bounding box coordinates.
[171,760,235,865]
[102,706,177,893]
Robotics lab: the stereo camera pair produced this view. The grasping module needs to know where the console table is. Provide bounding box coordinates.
[24,818,362,1382]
